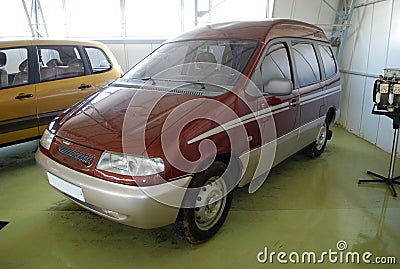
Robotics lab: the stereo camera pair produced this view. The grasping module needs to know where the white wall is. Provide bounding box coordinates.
[99,40,165,72]
[273,0,340,38]
[339,0,400,154]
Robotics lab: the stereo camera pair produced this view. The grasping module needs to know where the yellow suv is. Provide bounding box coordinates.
[0,39,122,147]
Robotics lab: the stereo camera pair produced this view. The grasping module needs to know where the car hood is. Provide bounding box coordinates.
[55,85,203,154]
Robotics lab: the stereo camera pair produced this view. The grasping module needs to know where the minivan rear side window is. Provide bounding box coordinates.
[85,47,112,73]
[292,42,321,87]
[261,42,292,91]
[39,46,84,82]
[318,45,337,79]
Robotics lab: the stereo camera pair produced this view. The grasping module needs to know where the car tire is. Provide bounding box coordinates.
[175,161,233,244]
[304,120,329,158]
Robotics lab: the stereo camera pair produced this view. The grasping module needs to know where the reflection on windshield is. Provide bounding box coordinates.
[121,39,258,90]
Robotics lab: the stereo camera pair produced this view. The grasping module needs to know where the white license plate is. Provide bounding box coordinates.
[47,172,85,202]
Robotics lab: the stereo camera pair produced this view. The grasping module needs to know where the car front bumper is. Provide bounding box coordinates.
[35,149,192,229]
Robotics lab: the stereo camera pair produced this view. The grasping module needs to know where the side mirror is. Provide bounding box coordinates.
[264,78,293,96]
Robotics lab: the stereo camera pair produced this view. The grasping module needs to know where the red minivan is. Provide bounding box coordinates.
[36,19,341,243]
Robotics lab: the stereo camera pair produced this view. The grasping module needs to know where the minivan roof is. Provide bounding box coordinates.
[169,19,328,44]
[0,38,106,48]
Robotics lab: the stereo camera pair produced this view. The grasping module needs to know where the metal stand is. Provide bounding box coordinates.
[358,106,400,197]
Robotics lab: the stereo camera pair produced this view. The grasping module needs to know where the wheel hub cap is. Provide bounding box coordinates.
[194,176,227,231]
[316,122,327,151]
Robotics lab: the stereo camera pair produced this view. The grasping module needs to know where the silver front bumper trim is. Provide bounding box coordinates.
[36,150,192,229]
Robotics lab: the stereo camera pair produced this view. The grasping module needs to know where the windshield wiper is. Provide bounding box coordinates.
[156,78,206,89]
[186,81,206,89]
[130,77,156,85]
[129,77,206,89]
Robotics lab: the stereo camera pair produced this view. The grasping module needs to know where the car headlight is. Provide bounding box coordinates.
[97,151,165,176]
[40,129,55,150]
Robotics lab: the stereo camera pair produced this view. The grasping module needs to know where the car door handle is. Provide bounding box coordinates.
[290,99,298,107]
[78,84,92,89]
[15,93,34,100]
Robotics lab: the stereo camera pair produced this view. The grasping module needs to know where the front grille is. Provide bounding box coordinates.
[58,144,95,165]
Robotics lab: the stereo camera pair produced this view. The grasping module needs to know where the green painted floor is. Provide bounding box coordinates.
[0,126,399,269]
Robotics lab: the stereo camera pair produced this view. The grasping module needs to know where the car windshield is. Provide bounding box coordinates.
[118,39,258,94]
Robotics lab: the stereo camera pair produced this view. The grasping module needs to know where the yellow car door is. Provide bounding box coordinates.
[83,45,122,90]
[35,44,97,134]
[0,46,38,146]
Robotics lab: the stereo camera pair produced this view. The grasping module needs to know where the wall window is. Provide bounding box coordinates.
[318,45,337,79]
[39,0,65,38]
[125,0,181,38]
[65,0,121,38]
[292,43,321,87]
[0,3,31,37]
[210,0,267,24]
[261,43,292,91]
[0,0,274,39]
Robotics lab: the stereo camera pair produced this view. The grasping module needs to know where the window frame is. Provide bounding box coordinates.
[251,38,338,95]
[36,45,88,83]
[317,44,337,80]
[289,40,322,88]
[0,45,37,90]
[260,41,294,94]
[83,46,113,74]
[250,38,296,95]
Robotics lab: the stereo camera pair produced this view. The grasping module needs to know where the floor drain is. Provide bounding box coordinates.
[0,221,10,230]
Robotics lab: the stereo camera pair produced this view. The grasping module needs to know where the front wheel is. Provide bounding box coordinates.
[304,120,329,158]
[175,161,232,244]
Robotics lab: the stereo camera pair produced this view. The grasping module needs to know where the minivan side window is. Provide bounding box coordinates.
[0,48,29,88]
[318,45,337,79]
[38,46,84,82]
[292,42,321,87]
[261,43,292,92]
[85,47,112,73]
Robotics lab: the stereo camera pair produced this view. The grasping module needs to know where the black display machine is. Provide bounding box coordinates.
[359,68,400,197]
[373,68,400,112]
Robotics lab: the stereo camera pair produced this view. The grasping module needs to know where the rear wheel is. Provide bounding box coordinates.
[175,161,232,244]
[304,120,329,158]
